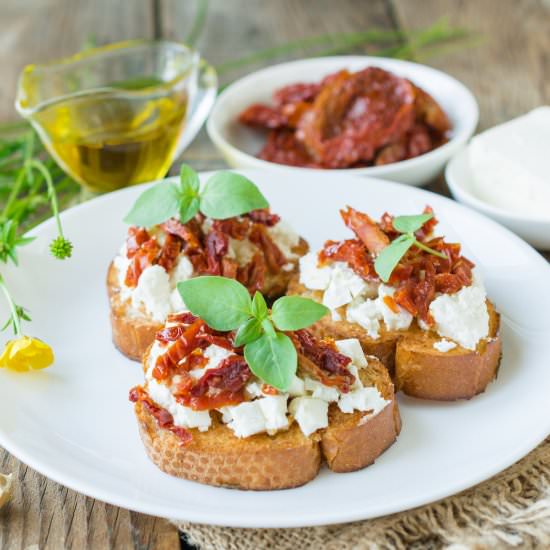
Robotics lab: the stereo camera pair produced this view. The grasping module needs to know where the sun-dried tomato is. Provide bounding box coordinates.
[259,129,320,167]
[167,312,198,325]
[292,330,354,392]
[126,227,151,258]
[246,208,281,227]
[411,83,451,135]
[124,239,160,287]
[161,218,203,252]
[177,355,251,410]
[249,224,286,271]
[212,218,250,239]
[273,82,321,107]
[205,230,229,275]
[319,239,374,280]
[237,251,266,293]
[157,233,182,271]
[340,206,390,254]
[153,319,205,380]
[239,103,287,129]
[129,386,192,445]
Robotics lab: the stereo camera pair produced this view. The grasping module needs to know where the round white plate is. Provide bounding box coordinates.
[207,56,478,186]
[1,170,549,528]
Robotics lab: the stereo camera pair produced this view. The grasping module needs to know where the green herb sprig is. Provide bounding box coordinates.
[374,213,448,282]
[124,164,269,227]
[177,276,328,391]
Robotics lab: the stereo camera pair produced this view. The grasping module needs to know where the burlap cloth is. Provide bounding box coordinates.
[173,437,550,549]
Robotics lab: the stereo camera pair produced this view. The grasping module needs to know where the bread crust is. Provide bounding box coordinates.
[108,238,309,361]
[134,355,400,490]
[288,277,502,401]
[394,304,502,400]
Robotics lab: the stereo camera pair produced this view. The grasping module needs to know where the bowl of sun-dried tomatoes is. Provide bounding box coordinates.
[207,56,478,186]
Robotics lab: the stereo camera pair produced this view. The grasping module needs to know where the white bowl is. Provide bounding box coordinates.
[446,148,550,250]
[207,56,479,186]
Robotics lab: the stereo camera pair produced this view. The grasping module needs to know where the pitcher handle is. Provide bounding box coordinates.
[174,59,218,159]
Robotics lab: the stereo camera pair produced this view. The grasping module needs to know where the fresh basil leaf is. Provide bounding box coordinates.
[392,213,433,234]
[244,332,297,391]
[179,195,200,223]
[123,182,180,227]
[177,276,252,331]
[271,296,328,331]
[261,318,276,338]
[374,234,415,282]
[251,291,268,321]
[200,172,269,220]
[234,317,262,347]
[179,164,200,194]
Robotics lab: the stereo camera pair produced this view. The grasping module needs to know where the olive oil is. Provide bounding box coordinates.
[32,86,188,193]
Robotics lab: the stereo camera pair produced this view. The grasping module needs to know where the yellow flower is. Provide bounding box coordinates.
[0,336,54,372]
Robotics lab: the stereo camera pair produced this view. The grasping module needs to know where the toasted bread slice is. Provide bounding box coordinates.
[395,302,502,400]
[108,238,309,361]
[134,357,400,490]
[288,278,502,401]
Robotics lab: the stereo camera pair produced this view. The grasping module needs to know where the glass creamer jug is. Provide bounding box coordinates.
[15,40,217,193]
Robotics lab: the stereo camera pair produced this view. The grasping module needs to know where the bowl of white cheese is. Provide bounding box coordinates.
[446,107,550,250]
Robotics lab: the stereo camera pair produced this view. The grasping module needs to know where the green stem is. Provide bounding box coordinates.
[186,0,209,46]
[27,159,64,239]
[413,239,448,259]
[0,274,20,336]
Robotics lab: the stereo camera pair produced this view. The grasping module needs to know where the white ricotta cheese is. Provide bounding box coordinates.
[429,285,489,350]
[227,237,256,265]
[335,338,368,367]
[289,397,329,437]
[338,387,389,415]
[287,375,307,397]
[468,107,550,220]
[203,344,233,368]
[433,339,458,352]
[377,285,413,331]
[225,400,267,438]
[322,263,371,310]
[169,255,194,285]
[346,297,381,338]
[132,265,171,322]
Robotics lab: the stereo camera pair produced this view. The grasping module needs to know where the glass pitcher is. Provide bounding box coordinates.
[15,40,217,193]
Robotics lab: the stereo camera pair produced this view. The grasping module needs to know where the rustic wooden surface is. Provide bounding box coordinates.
[0,0,549,549]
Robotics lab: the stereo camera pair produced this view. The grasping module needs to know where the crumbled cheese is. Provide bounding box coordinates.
[433,339,458,352]
[227,237,256,265]
[147,378,211,431]
[346,364,363,390]
[268,220,301,259]
[169,255,194,285]
[429,285,489,350]
[258,395,289,434]
[338,387,389,415]
[225,401,267,438]
[377,285,413,331]
[323,263,371,310]
[299,252,332,290]
[169,288,188,312]
[203,344,233,369]
[287,375,307,397]
[346,297,381,338]
[304,377,339,402]
[131,265,171,322]
[289,397,329,436]
[335,338,367,367]
[245,381,264,398]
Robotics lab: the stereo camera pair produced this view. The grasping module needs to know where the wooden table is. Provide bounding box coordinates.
[1,1,549,548]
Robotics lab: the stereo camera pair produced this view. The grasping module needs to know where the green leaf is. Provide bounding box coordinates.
[261,318,276,338]
[251,291,268,321]
[374,234,415,282]
[123,182,180,227]
[392,213,433,234]
[234,317,263,347]
[200,172,269,220]
[177,276,252,331]
[178,164,201,223]
[271,296,328,331]
[244,332,297,391]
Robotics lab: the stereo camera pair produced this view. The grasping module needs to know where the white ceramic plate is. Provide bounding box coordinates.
[446,148,550,250]
[207,57,478,186]
[1,170,549,528]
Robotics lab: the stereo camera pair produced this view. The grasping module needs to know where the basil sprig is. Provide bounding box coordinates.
[177,277,328,391]
[124,165,269,227]
[374,213,448,282]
